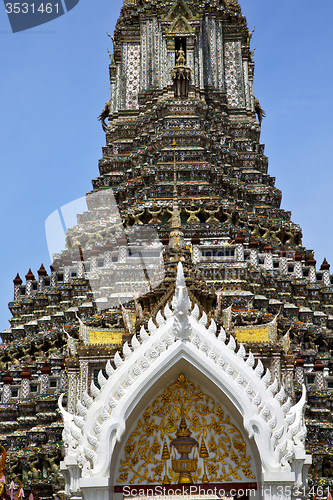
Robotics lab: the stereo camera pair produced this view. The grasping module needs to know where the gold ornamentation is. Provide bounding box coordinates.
[117,375,255,484]
[88,329,123,345]
[161,440,170,484]
[235,327,269,343]
[170,414,198,483]
[234,315,277,343]
[199,438,209,483]
[167,15,194,34]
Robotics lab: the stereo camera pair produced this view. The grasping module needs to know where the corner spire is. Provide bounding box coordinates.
[169,140,184,249]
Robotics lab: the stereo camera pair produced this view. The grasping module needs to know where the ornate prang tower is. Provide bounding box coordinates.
[1,0,333,498]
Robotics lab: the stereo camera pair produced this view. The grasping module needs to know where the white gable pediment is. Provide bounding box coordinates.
[59,263,311,500]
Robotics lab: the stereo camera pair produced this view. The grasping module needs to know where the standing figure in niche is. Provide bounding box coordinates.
[171,44,192,97]
[176,46,186,66]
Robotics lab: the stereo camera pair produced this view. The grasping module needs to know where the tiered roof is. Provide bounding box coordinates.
[1,0,333,496]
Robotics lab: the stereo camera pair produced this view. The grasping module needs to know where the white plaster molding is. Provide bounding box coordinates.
[60,262,310,497]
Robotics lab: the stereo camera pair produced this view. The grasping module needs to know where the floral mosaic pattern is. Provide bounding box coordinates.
[224,41,244,107]
[126,43,140,109]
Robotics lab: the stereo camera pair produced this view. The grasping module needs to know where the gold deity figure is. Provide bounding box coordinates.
[148,206,163,224]
[185,205,201,223]
[176,47,186,66]
[204,205,220,224]
[132,209,145,225]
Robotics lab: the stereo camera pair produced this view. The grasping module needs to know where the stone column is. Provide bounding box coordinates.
[198,25,204,89]
[320,258,331,287]
[77,247,85,278]
[249,237,259,268]
[279,246,288,275]
[25,269,35,296]
[77,260,85,278]
[314,359,324,390]
[60,361,68,392]
[264,243,274,271]
[295,353,305,387]
[166,36,175,91]
[283,355,295,401]
[40,362,51,394]
[2,372,13,403]
[234,232,244,262]
[90,246,99,273]
[103,240,114,268]
[80,360,89,399]
[50,265,57,286]
[186,35,195,83]
[271,354,281,383]
[294,250,303,279]
[307,255,316,283]
[242,55,249,107]
[20,366,31,398]
[67,369,78,415]
[118,234,127,263]
[191,234,200,264]
[37,264,48,292]
[13,273,22,300]
[63,256,72,283]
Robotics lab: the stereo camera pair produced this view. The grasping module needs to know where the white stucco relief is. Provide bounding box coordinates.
[59,262,311,500]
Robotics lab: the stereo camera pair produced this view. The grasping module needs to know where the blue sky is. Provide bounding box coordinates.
[1,0,333,333]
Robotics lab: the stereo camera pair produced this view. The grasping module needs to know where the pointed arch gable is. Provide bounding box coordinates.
[60,263,310,500]
[86,341,271,478]
[165,0,194,22]
[167,15,194,35]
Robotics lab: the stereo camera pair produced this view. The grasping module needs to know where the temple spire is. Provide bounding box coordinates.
[169,139,184,249]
